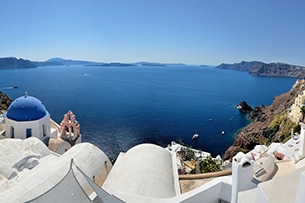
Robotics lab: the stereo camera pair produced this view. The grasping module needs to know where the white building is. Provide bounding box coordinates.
[1,94,305,202]
[5,93,51,140]
[0,137,112,203]
[290,90,305,123]
[102,143,180,201]
[3,93,81,154]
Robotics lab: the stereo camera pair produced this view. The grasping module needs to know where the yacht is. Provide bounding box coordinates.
[192,133,199,140]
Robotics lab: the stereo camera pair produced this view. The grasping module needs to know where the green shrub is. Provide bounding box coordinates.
[198,156,221,173]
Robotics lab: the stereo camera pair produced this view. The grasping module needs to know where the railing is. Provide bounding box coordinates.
[179,169,232,180]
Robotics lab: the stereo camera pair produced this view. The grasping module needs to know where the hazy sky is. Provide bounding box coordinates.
[1,0,305,65]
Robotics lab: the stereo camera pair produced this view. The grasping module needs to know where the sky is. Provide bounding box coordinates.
[0,0,305,66]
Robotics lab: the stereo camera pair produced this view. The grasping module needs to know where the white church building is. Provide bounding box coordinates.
[0,94,305,202]
[3,93,81,155]
[5,93,51,140]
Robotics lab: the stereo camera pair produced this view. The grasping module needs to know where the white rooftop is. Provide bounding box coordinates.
[102,143,180,200]
[0,137,112,203]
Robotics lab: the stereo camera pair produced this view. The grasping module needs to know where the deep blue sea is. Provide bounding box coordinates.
[0,65,297,159]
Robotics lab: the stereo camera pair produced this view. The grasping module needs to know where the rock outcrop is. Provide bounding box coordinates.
[223,79,305,160]
[236,101,253,112]
[216,61,305,78]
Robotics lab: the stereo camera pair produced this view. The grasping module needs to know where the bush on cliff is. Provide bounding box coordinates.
[264,114,298,145]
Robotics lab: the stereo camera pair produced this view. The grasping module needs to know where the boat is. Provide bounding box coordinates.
[192,133,199,140]
[222,131,225,135]
[208,118,212,122]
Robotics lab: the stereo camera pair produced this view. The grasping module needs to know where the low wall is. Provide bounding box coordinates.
[179,170,232,180]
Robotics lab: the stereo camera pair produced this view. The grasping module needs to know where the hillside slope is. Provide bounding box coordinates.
[223,79,305,160]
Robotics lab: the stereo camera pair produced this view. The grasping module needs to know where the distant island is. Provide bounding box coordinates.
[1,57,305,78]
[134,62,167,66]
[32,57,100,66]
[85,62,136,67]
[0,57,187,69]
[0,57,36,70]
[216,61,305,78]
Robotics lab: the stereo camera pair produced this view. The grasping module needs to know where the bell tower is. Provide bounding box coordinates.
[59,110,81,145]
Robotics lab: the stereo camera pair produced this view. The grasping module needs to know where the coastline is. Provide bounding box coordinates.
[223,79,304,160]
[0,66,298,160]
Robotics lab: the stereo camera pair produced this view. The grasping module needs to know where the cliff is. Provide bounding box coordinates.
[216,61,305,78]
[216,61,262,72]
[0,57,36,70]
[223,79,305,160]
[0,92,12,111]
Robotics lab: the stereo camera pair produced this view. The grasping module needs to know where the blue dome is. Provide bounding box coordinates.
[6,95,49,121]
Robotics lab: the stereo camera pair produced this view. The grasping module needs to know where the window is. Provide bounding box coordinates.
[242,162,251,167]
[26,128,32,138]
[43,125,46,137]
[10,126,14,138]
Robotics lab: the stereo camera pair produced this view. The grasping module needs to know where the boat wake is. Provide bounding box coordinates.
[1,86,18,89]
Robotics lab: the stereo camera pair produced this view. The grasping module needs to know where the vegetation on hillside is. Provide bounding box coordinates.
[263,112,299,145]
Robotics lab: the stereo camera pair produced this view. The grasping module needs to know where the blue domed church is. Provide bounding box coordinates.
[5,93,51,140]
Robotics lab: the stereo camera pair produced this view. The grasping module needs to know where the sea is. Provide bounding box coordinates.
[0,65,297,159]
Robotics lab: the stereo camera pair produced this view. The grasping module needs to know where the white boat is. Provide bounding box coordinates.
[222,131,225,135]
[192,133,199,139]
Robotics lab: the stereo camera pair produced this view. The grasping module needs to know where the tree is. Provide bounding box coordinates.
[190,156,221,174]
[294,124,301,134]
[301,106,305,121]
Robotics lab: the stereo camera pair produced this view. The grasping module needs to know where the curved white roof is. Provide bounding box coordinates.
[0,138,112,203]
[0,137,51,180]
[103,143,178,199]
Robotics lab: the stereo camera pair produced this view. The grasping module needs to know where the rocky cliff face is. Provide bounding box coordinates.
[216,61,305,78]
[249,62,305,78]
[0,92,12,111]
[223,79,305,160]
[0,57,36,70]
[216,61,262,72]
